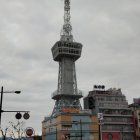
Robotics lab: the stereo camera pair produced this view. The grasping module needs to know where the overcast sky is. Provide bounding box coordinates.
[0,0,140,135]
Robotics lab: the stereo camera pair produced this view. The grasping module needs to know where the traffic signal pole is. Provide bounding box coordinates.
[0,86,4,126]
[0,86,30,127]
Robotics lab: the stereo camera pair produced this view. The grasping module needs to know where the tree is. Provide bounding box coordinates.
[8,121,25,140]
[0,127,9,140]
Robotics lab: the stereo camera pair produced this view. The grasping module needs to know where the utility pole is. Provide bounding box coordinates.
[98,120,102,140]
[56,127,57,140]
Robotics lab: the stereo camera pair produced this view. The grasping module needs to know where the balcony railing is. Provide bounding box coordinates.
[103,121,134,124]
[51,89,83,98]
[103,113,133,117]
[102,127,134,132]
[79,109,92,114]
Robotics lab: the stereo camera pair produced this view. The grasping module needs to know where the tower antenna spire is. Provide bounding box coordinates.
[61,0,73,42]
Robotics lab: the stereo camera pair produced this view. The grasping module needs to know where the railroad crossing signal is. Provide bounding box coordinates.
[15,112,30,120]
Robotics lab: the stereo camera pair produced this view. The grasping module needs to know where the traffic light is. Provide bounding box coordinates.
[15,112,30,120]
[15,112,22,119]
[23,112,30,120]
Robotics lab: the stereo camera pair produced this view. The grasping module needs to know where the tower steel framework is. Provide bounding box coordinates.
[51,0,83,116]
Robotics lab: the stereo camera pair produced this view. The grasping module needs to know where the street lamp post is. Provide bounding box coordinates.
[0,86,21,126]
[0,86,27,127]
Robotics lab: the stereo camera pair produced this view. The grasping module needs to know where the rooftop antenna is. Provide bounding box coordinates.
[61,0,73,42]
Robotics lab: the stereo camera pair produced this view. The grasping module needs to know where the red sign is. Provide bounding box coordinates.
[25,127,34,137]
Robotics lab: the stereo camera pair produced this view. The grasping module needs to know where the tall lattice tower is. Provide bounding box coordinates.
[42,1,99,139]
[51,0,83,116]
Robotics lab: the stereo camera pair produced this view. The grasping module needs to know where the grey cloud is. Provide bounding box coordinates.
[0,0,140,134]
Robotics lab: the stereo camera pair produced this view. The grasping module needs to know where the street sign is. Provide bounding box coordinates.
[97,113,103,120]
[25,127,34,137]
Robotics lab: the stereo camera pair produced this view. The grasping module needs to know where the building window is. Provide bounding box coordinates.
[106,97,112,101]
[107,134,113,140]
[62,125,72,130]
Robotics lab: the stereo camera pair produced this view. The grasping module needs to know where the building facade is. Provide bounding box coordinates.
[129,98,140,140]
[42,110,99,140]
[84,86,136,140]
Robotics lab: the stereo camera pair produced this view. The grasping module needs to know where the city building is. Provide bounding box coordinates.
[129,98,140,140]
[84,85,136,140]
[42,112,99,140]
[42,0,98,140]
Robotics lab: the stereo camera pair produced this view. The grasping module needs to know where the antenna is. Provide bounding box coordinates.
[61,0,73,42]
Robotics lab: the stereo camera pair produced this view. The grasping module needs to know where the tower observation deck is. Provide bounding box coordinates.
[51,0,83,116]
